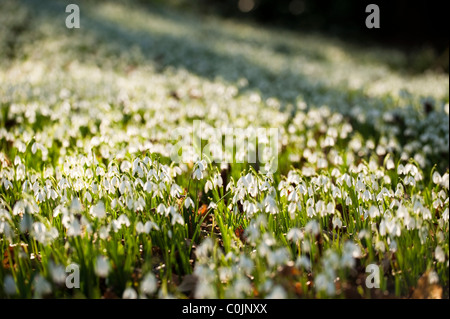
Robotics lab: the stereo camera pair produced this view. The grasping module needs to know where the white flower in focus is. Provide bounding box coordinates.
[204,180,213,193]
[432,171,442,185]
[193,168,203,180]
[117,214,131,227]
[70,197,82,213]
[170,183,182,198]
[332,215,342,229]
[184,197,194,209]
[120,160,132,172]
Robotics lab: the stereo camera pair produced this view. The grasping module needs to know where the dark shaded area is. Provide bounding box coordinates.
[147,0,449,73]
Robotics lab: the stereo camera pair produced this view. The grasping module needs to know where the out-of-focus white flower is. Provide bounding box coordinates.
[33,275,52,298]
[305,220,319,236]
[70,197,82,213]
[265,285,287,299]
[90,200,106,219]
[3,275,16,295]
[171,213,184,226]
[95,256,110,277]
[50,263,67,284]
[286,228,303,243]
[122,287,138,299]
[117,214,131,227]
[332,215,342,229]
[140,273,157,295]
[435,246,445,263]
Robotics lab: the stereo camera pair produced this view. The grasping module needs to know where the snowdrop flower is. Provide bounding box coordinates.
[196,238,214,260]
[90,201,106,219]
[362,190,372,202]
[120,160,132,172]
[171,213,184,226]
[33,275,52,298]
[3,275,17,295]
[243,200,258,218]
[156,203,166,215]
[166,205,177,216]
[170,183,183,198]
[265,196,278,214]
[286,228,303,243]
[145,221,160,232]
[85,191,92,203]
[143,180,153,193]
[194,279,217,299]
[306,206,316,218]
[136,221,145,234]
[267,248,290,267]
[432,172,442,185]
[117,214,131,228]
[435,246,445,263]
[140,273,157,295]
[122,287,138,299]
[213,173,223,188]
[332,215,343,229]
[193,160,207,180]
[226,276,252,298]
[192,167,203,180]
[345,196,352,206]
[314,274,335,296]
[184,196,194,209]
[204,180,213,193]
[295,255,311,270]
[441,173,449,189]
[31,222,58,244]
[238,255,254,275]
[368,205,380,218]
[265,285,287,299]
[389,239,398,252]
[287,202,297,219]
[305,220,320,236]
[442,207,449,222]
[386,158,395,170]
[95,256,110,277]
[99,225,110,239]
[50,263,67,284]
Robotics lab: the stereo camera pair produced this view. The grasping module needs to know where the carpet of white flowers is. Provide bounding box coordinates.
[0,0,449,299]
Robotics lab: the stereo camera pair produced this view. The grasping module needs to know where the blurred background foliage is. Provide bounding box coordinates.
[137,0,448,74]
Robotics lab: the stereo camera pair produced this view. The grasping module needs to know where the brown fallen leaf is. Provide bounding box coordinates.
[411,270,442,299]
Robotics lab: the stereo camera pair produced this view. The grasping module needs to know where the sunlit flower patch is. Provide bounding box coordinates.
[0,0,448,299]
